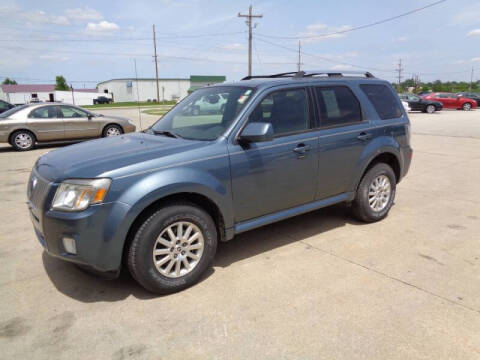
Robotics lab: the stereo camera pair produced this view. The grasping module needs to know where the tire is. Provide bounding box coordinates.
[352,163,396,223]
[102,124,123,137]
[10,130,36,151]
[425,104,436,114]
[127,202,218,294]
[462,102,473,111]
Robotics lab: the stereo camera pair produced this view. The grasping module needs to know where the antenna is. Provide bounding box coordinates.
[133,58,143,132]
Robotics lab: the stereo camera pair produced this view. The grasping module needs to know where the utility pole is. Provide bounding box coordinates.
[153,24,160,103]
[297,40,302,72]
[396,59,403,87]
[70,84,75,105]
[470,66,474,91]
[238,5,263,77]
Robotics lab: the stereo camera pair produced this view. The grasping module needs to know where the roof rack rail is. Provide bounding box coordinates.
[241,70,374,80]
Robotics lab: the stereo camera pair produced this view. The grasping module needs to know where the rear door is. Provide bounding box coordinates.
[27,105,64,141]
[59,105,100,139]
[313,84,377,200]
[228,87,318,222]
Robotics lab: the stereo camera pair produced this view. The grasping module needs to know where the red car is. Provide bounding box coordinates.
[423,92,477,111]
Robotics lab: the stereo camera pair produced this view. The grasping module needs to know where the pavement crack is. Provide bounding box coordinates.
[298,239,480,315]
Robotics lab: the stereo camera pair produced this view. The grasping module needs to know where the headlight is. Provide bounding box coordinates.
[52,178,111,211]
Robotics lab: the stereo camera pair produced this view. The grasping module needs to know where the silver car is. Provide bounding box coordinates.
[0,103,136,151]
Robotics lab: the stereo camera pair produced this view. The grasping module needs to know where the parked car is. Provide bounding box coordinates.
[399,93,443,113]
[401,100,411,112]
[0,99,15,114]
[28,70,412,294]
[423,92,477,111]
[93,96,113,105]
[456,92,480,106]
[0,103,136,151]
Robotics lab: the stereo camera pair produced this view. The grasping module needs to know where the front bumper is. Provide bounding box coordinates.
[28,171,132,274]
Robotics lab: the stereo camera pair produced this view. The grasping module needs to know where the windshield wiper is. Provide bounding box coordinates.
[152,129,181,138]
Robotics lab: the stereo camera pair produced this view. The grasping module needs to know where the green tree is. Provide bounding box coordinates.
[2,78,17,85]
[55,75,69,91]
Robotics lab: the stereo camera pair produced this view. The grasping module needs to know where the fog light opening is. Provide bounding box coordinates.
[62,237,77,255]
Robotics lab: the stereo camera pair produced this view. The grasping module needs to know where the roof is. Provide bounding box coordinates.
[71,88,98,93]
[97,78,189,85]
[190,75,226,83]
[1,84,55,93]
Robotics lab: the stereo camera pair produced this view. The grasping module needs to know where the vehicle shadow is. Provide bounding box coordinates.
[42,203,363,302]
[0,141,83,153]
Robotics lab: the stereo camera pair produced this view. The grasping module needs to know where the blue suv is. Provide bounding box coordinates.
[28,71,412,294]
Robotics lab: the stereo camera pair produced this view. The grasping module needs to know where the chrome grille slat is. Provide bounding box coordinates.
[28,170,50,209]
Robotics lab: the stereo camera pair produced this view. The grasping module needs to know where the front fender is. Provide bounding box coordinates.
[112,166,234,234]
[349,136,402,191]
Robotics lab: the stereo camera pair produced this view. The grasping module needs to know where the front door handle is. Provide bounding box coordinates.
[293,143,311,158]
[357,132,372,141]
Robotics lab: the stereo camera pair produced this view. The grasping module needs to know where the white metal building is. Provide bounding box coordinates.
[0,84,109,106]
[97,75,226,103]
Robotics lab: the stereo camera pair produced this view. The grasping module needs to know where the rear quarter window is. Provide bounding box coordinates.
[360,84,403,120]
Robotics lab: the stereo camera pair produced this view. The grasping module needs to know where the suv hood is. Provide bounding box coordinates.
[36,133,211,181]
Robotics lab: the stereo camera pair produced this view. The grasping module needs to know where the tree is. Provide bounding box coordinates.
[2,78,17,85]
[55,75,69,91]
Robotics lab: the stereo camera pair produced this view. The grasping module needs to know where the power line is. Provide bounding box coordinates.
[254,0,447,40]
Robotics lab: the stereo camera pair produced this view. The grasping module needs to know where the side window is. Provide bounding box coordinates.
[360,84,403,120]
[315,86,362,126]
[59,106,88,118]
[249,88,309,136]
[29,106,56,119]
[0,101,9,110]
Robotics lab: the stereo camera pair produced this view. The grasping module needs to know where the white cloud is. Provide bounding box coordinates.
[223,43,245,51]
[298,23,352,43]
[65,7,103,22]
[330,64,353,70]
[467,29,480,36]
[85,21,120,35]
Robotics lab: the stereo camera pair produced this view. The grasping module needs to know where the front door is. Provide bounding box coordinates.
[59,105,100,139]
[229,87,318,222]
[27,105,64,141]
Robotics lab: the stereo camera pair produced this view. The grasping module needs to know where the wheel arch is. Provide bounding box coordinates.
[353,150,402,193]
[8,128,37,144]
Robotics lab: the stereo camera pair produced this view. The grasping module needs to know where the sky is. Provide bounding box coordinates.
[0,0,479,87]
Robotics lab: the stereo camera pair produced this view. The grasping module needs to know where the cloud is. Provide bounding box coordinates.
[467,29,480,36]
[393,36,408,42]
[472,57,480,62]
[223,43,245,51]
[298,23,352,43]
[65,7,103,22]
[85,21,120,35]
[330,64,353,70]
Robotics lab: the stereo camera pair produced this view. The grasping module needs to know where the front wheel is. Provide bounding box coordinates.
[462,102,473,111]
[127,203,218,294]
[102,124,123,137]
[425,104,436,114]
[352,163,396,223]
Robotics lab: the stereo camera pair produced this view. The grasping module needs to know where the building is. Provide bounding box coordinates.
[97,75,226,103]
[0,84,108,106]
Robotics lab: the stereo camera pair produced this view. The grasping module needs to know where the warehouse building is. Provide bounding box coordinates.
[97,75,226,103]
[0,84,108,106]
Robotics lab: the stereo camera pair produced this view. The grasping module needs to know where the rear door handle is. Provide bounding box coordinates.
[293,143,311,157]
[357,132,372,141]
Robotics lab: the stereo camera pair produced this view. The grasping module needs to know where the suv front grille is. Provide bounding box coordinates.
[28,170,51,209]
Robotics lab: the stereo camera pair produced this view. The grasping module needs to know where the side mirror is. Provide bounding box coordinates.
[87,114,93,120]
[239,122,274,143]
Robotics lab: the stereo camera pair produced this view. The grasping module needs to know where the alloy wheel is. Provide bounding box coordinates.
[152,221,205,278]
[14,133,33,149]
[368,175,391,212]
[106,127,121,136]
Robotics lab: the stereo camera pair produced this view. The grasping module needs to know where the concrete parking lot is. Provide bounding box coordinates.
[1,109,479,359]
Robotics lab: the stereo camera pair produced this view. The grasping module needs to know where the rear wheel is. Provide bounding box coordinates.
[462,102,473,111]
[352,163,396,223]
[426,104,436,114]
[127,203,217,294]
[10,130,35,151]
[102,124,123,137]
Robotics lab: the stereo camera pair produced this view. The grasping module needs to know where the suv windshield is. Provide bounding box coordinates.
[0,104,28,118]
[151,86,254,141]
